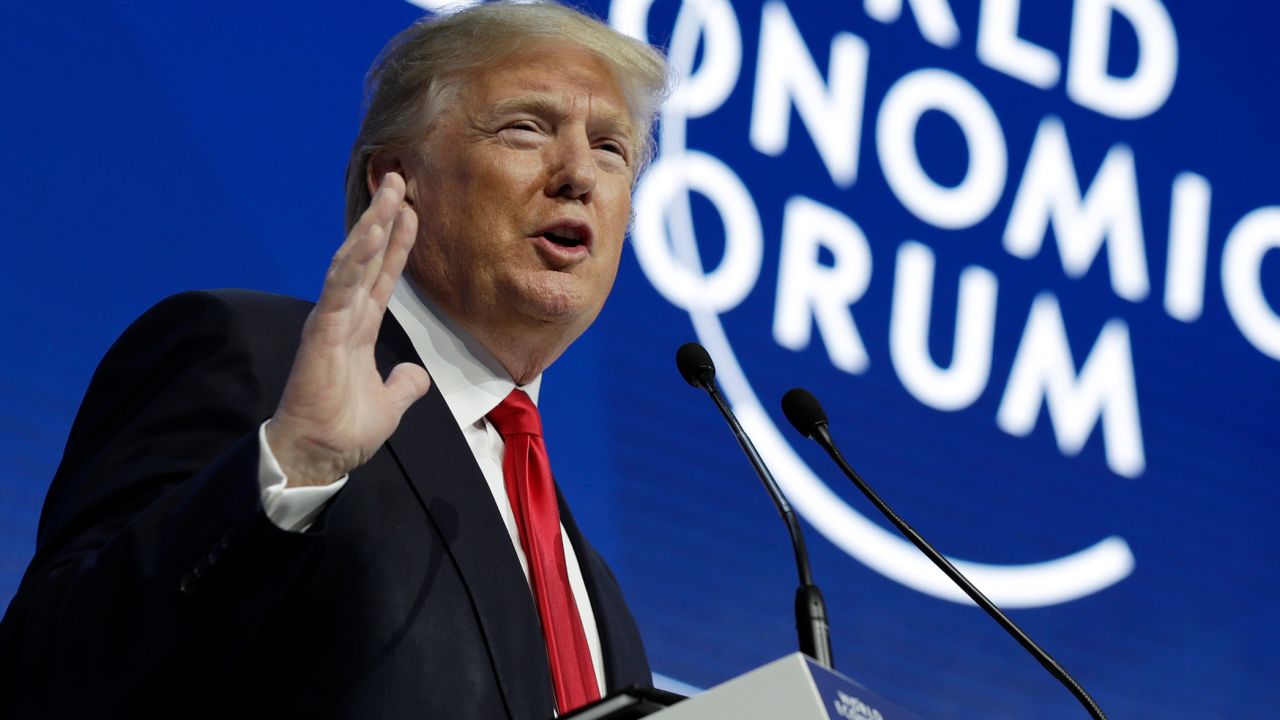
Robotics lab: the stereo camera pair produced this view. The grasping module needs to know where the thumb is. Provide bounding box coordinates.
[384,363,432,418]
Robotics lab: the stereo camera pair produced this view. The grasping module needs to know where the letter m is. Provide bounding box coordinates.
[1003,117,1150,301]
[996,294,1145,478]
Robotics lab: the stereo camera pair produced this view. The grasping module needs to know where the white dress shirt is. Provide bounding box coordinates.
[256,276,606,695]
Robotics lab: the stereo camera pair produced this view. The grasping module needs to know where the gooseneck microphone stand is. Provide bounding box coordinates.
[676,343,833,668]
[781,387,1107,720]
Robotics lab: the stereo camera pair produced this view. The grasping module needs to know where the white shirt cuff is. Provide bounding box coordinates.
[258,421,347,532]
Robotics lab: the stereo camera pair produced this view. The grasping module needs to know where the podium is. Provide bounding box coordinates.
[566,654,920,720]
[652,654,919,720]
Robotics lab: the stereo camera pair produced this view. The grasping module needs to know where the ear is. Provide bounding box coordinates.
[366,150,414,206]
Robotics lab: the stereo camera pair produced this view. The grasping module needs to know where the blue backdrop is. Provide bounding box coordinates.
[2,1,1277,718]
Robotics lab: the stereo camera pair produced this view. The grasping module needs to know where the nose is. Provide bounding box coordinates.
[546,131,597,201]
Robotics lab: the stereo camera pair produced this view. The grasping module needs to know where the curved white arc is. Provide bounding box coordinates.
[647,0,1134,608]
[403,0,479,12]
[741,403,1135,607]
[690,305,1135,607]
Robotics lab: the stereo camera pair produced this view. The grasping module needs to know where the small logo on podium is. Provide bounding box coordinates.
[833,690,884,720]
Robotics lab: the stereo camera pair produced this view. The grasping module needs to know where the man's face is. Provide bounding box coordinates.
[402,42,636,358]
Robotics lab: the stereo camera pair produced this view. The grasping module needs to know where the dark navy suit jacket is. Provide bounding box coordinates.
[0,290,650,719]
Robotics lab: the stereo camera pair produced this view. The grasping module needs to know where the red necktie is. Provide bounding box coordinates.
[487,389,600,714]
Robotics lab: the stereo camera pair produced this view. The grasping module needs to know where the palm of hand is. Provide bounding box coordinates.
[266,173,431,487]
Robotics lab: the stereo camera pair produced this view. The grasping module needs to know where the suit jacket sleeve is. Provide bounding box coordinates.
[1,290,318,716]
[1,289,654,720]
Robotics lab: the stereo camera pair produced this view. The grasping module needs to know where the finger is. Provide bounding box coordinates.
[316,222,386,316]
[378,170,406,199]
[353,176,406,270]
[363,172,406,233]
[337,174,405,271]
[316,175,406,314]
[384,362,432,418]
[370,206,418,310]
[353,174,411,293]
[340,173,404,260]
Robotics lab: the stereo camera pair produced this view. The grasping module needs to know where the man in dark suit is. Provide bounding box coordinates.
[0,3,668,718]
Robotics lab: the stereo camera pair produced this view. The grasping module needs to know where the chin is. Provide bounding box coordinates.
[525,299,591,327]
[516,275,601,324]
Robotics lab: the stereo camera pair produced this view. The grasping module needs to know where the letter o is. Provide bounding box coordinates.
[632,151,764,312]
[877,68,1008,230]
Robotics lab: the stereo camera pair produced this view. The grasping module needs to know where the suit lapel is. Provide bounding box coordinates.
[557,491,652,692]
[375,315,556,720]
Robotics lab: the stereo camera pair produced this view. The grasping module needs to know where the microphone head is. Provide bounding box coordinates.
[782,387,828,438]
[675,342,716,388]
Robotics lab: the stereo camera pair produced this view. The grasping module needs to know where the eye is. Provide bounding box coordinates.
[497,120,547,147]
[498,119,548,139]
[595,140,629,163]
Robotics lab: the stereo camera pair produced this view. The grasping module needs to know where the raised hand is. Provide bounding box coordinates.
[265,172,431,487]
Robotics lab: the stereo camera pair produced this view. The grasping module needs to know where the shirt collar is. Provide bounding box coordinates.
[388,276,542,430]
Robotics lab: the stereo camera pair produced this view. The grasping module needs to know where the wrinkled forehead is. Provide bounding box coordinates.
[447,40,638,131]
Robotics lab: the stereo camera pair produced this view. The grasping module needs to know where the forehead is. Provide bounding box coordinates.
[456,42,633,127]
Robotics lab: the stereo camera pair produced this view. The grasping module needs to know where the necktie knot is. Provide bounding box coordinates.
[488,389,543,438]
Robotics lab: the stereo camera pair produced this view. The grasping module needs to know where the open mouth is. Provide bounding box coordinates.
[535,221,593,254]
[544,229,585,248]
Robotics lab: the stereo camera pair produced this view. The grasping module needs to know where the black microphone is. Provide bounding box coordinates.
[781,387,1108,720]
[675,343,833,669]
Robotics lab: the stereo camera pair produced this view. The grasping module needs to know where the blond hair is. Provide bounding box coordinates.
[344,1,669,230]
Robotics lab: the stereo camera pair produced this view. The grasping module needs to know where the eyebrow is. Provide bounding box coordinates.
[489,94,635,139]
[491,94,567,120]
